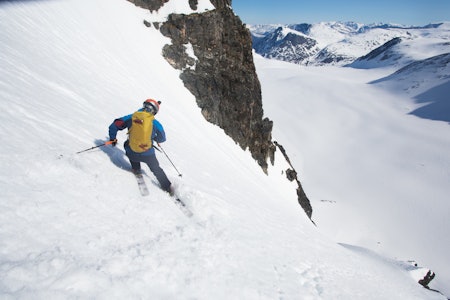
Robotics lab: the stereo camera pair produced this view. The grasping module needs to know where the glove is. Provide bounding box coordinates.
[110,138,117,146]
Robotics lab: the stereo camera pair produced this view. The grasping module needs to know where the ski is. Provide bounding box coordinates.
[134,173,149,196]
[133,171,191,216]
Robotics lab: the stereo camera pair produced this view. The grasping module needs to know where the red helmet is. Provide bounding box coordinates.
[143,99,161,115]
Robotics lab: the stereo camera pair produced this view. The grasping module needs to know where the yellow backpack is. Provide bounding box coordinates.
[128,111,154,153]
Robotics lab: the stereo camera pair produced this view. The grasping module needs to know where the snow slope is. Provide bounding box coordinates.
[256,56,450,297]
[0,0,448,299]
[370,52,450,123]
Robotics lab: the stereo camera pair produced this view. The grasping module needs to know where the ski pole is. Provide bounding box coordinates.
[155,142,182,177]
[76,140,115,154]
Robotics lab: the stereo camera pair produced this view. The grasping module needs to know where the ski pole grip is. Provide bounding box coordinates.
[106,139,118,146]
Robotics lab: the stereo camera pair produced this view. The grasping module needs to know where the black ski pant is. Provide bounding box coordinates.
[129,153,171,192]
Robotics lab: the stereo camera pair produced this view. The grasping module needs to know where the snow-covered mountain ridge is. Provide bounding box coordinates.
[249,21,450,67]
[251,21,450,124]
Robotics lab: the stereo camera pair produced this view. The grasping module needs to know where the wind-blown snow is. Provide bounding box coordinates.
[0,0,448,299]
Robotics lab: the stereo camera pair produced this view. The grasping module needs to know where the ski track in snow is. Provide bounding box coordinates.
[0,0,449,299]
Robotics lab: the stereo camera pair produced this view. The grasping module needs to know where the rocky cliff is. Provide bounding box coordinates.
[159,5,275,173]
[126,0,312,219]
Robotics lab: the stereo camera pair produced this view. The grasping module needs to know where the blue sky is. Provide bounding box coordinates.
[232,0,450,26]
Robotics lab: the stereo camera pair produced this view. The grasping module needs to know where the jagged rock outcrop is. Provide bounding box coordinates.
[127,0,169,12]
[208,0,231,9]
[159,6,275,173]
[274,142,313,219]
[128,0,231,12]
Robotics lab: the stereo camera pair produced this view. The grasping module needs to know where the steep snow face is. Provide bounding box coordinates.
[0,0,448,299]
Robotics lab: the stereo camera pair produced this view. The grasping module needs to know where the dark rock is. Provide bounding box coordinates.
[162,43,196,70]
[127,0,169,12]
[127,0,230,11]
[286,169,297,181]
[274,141,313,219]
[188,0,198,10]
[160,8,275,173]
[210,0,231,9]
[418,270,435,289]
[143,20,151,27]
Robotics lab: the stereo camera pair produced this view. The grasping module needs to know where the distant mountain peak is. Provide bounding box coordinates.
[249,21,450,68]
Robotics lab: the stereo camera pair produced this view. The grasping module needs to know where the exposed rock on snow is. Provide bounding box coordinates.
[160,9,275,173]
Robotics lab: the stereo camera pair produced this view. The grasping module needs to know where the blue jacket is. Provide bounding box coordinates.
[109,109,166,157]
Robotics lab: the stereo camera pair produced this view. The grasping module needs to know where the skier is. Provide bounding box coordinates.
[108,99,173,195]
